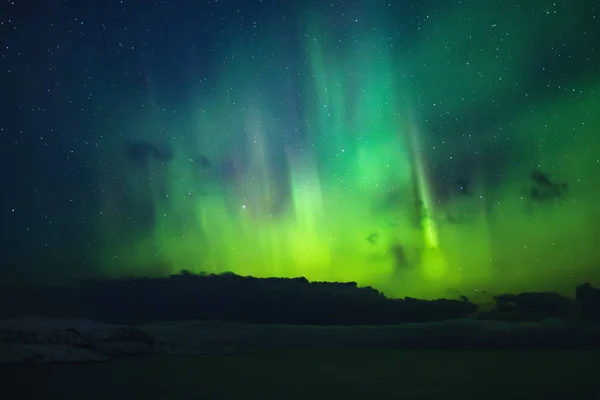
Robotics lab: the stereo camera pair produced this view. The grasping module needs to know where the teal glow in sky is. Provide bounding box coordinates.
[2,0,599,298]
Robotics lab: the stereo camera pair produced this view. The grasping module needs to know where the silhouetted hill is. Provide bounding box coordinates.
[0,272,598,326]
[0,272,476,325]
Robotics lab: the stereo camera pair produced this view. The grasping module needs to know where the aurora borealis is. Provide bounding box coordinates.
[2,0,600,298]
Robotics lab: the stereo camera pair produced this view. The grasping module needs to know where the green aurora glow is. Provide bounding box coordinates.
[85,0,600,299]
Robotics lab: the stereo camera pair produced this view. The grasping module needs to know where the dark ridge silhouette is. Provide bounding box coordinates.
[0,272,475,325]
[576,283,600,324]
[478,292,576,321]
[0,272,598,326]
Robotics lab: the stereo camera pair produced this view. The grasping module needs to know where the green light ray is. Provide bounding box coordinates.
[89,2,600,299]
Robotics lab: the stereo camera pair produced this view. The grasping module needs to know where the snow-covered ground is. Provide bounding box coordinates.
[1,317,599,363]
[0,317,157,363]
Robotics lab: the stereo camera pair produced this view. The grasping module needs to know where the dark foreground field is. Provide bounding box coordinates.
[3,349,600,399]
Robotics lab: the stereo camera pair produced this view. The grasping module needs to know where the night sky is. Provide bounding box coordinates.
[1,0,599,297]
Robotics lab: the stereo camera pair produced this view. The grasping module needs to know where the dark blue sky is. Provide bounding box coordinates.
[1,0,599,283]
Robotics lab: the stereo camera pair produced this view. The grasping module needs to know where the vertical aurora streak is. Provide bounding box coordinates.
[78,0,600,299]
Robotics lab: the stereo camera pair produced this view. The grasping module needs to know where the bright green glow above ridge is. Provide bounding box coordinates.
[89,0,600,299]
